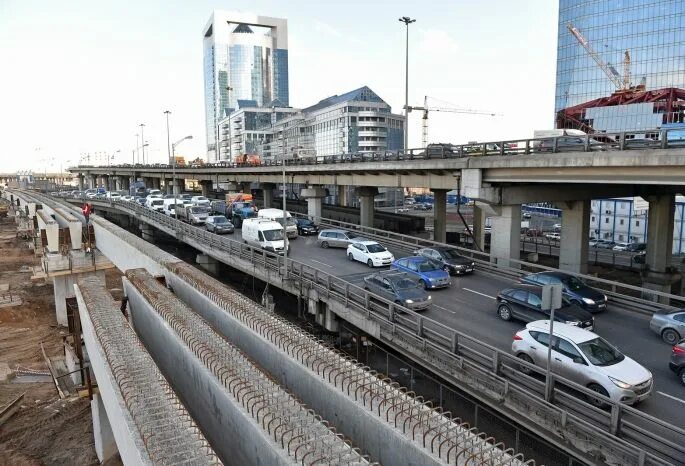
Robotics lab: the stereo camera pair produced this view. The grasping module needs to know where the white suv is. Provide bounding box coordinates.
[512,321,652,406]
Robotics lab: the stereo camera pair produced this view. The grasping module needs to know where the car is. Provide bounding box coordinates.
[633,252,646,264]
[317,229,364,248]
[414,247,475,275]
[413,203,432,211]
[496,284,594,329]
[363,271,432,311]
[649,309,685,344]
[396,207,410,213]
[296,218,319,236]
[191,195,211,207]
[205,215,235,234]
[347,241,394,267]
[545,232,561,240]
[134,197,146,206]
[669,340,685,385]
[536,136,605,152]
[512,321,653,407]
[522,212,532,219]
[146,198,164,212]
[106,192,122,201]
[612,242,631,251]
[391,256,451,290]
[625,242,647,252]
[520,271,607,312]
[552,223,562,229]
[594,240,616,249]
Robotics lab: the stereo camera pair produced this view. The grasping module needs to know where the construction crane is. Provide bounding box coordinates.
[406,96,497,148]
[567,22,637,92]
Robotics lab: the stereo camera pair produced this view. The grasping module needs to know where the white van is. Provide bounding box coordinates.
[257,208,298,239]
[146,197,165,212]
[242,218,287,254]
[163,198,183,217]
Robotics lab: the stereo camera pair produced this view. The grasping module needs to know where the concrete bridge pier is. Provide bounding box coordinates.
[91,393,118,462]
[261,183,275,208]
[489,205,521,269]
[165,179,172,195]
[89,175,97,189]
[643,194,681,302]
[309,299,339,332]
[173,178,182,196]
[356,186,378,228]
[200,180,213,197]
[472,203,486,251]
[152,177,161,190]
[301,186,327,222]
[78,175,84,191]
[432,189,448,243]
[559,200,590,274]
[337,185,349,207]
[140,223,154,243]
[53,269,106,326]
[196,253,219,275]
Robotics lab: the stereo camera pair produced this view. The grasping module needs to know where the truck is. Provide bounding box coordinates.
[257,208,298,239]
[225,193,257,228]
[129,180,146,197]
[175,204,210,225]
[242,218,286,254]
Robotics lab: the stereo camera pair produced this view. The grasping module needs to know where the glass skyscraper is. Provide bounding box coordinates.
[203,12,289,161]
[555,0,685,132]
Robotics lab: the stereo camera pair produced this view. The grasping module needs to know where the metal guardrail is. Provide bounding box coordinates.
[69,128,685,172]
[63,195,685,465]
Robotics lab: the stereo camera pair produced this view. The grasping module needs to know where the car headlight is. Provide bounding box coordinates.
[427,295,432,300]
[582,298,595,305]
[405,299,414,304]
[603,294,608,302]
[565,320,580,326]
[608,376,632,389]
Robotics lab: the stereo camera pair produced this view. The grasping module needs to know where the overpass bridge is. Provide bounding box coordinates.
[3,190,538,466]
[21,190,685,465]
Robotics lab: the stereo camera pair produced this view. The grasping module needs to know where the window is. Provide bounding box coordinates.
[531,331,551,347]
[605,218,610,224]
[407,261,419,272]
[673,313,685,323]
[636,220,640,227]
[619,219,624,225]
[511,290,528,302]
[591,216,595,222]
[396,259,407,268]
[556,338,584,361]
[527,293,543,308]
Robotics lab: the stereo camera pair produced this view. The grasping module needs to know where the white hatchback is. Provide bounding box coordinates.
[512,321,652,407]
[347,241,394,267]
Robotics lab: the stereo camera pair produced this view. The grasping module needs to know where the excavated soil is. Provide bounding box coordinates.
[0,211,122,465]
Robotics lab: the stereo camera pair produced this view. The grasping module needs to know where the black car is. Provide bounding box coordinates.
[296,218,319,236]
[626,242,647,252]
[496,284,594,329]
[520,271,607,312]
[414,247,475,275]
[670,339,685,386]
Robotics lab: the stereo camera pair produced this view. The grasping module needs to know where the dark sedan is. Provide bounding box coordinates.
[669,340,685,385]
[496,284,594,330]
[296,218,319,236]
[363,271,432,311]
[521,271,607,312]
[205,215,234,234]
[414,247,475,275]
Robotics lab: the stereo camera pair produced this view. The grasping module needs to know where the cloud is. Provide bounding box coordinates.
[416,28,459,55]
[313,20,342,38]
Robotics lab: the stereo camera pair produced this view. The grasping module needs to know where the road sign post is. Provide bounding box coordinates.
[542,283,563,402]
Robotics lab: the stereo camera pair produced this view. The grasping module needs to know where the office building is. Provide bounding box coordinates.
[203,11,289,161]
[555,1,685,132]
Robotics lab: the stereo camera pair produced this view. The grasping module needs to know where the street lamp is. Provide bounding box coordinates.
[164,110,172,164]
[172,135,193,196]
[139,123,146,164]
[399,16,416,154]
[227,86,233,163]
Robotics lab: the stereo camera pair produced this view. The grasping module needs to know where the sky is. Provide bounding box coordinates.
[0,0,559,173]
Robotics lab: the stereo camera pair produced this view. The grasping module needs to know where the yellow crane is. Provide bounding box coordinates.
[406,96,497,148]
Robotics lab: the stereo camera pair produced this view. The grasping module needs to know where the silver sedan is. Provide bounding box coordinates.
[649,309,685,344]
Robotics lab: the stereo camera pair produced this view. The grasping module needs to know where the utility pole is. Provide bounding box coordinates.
[139,123,146,164]
[542,283,563,402]
[399,16,416,154]
[227,86,233,163]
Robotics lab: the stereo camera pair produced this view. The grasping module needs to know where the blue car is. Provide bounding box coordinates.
[391,256,451,290]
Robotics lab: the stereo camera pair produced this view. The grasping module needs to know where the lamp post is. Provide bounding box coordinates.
[227,86,233,163]
[281,127,289,276]
[164,110,172,165]
[172,135,193,196]
[139,123,146,164]
[399,16,416,154]
[135,134,139,164]
[107,149,120,167]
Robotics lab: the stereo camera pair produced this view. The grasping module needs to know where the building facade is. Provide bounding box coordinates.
[203,11,289,161]
[555,0,685,132]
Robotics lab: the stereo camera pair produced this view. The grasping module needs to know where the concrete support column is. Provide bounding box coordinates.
[78,175,84,191]
[642,194,681,301]
[261,183,275,208]
[337,185,349,206]
[432,189,448,243]
[114,177,121,192]
[559,200,590,274]
[240,182,251,194]
[490,205,521,269]
[200,180,213,197]
[173,178,182,196]
[226,181,239,193]
[471,203,486,251]
[120,176,129,192]
[53,270,105,327]
[140,223,154,243]
[356,187,378,228]
[165,180,172,195]
[152,177,161,190]
[196,253,219,275]
[300,186,327,222]
[89,175,96,189]
[91,393,118,463]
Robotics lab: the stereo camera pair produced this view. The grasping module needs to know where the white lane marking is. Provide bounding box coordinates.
[310,259,334,268]
[433,305,457,314]
[463,288,496,300]
[657,391,685,405]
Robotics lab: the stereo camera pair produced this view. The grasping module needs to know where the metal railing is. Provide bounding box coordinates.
[65,195,685,465]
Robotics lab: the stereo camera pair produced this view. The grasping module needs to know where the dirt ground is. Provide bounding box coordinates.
[0,210,121,466]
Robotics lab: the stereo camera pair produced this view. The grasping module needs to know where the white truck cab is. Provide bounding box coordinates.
[242,218,287,254]
[257,208,298,239]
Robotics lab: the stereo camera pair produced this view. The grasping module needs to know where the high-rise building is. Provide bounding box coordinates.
[555,1,685,133]
[203,11,289,161]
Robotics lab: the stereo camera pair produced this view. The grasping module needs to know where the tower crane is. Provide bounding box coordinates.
[406,96,497,148]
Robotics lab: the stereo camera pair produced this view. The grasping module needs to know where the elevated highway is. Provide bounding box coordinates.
[46,192,685,466]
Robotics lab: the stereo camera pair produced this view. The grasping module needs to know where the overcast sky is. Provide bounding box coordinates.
[0,0,558,172]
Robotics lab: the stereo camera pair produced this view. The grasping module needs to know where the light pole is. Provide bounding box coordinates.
[139,123,146,164]
[399,16,415,154]
[164,110,172,165]
[227,86,233,163]
[107,149,120,167]
[172,135,193,196]
[135,134,140,164]
[281,127,289,276]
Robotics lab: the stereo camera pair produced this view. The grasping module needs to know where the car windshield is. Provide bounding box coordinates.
[196,197,208,201]
[213,217,228,224]
[263,229,283,241]
[152,200,163,205]
[346,231,359,239]
[234,202,251,209]
[367,243,386,253]
[417,261,439,272]
[190,207,206,213]
[286,217,296,226]
[578,337,625,366]
[391,278,418,290]
[561,276,586,291]
[441,249,462,259]
[300,219,313,226]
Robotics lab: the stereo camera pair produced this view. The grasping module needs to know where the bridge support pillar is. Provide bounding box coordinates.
[152,177,161,190]
[240,182,251,194]
[356,187,378,228]
[196,253,219,275]
[490,205,521,269]
[472,203,487,251]
[89,175,97,189]
[559,200,590,274]
[140,223,154,242]
[301,186,327,222]
[200,180,213,197]
[173,178,182,196]
[53,269,105,327]
[432,189,448,243]
[337,185,349,206]
[113,177,120,192]
[91,392,118,462]
[165,179,172,195]
[642,194,681,302]
[261,183,275,208]
[226,181,239,192]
